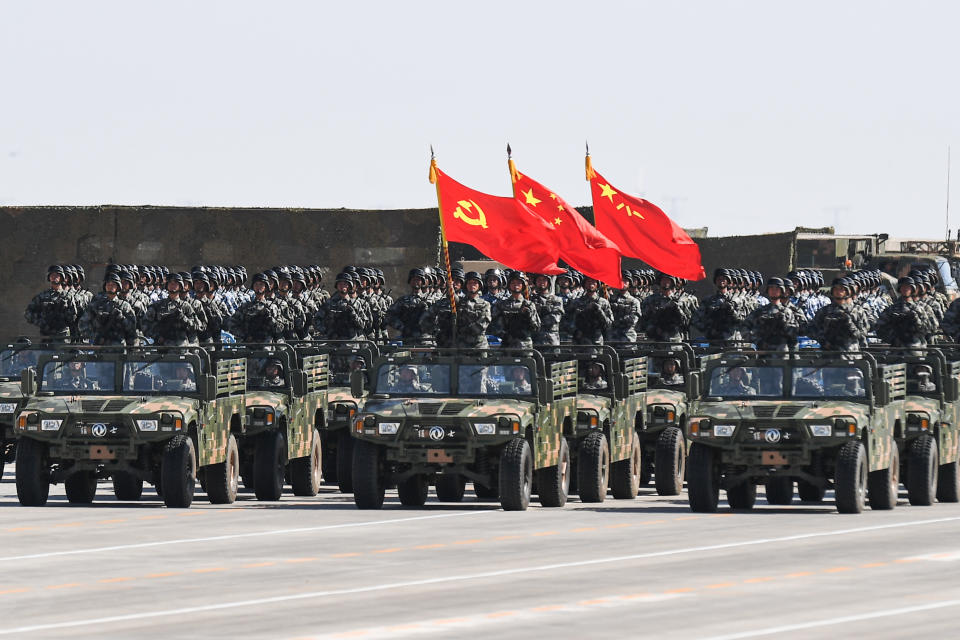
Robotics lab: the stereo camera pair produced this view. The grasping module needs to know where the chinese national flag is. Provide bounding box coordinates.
[587,158,705,281]
[510,160,625,288]
[430,162,565,275]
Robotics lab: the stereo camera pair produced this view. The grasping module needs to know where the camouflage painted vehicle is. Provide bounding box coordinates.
[543,345,647,502]
[349,348,578,511]
[867,347,960,505]
[0,342,56,479]
[14,346,246,508]
[610,342,706,496]
[686,350,905,514]
[306,340,380,493]
[217,343,329,500]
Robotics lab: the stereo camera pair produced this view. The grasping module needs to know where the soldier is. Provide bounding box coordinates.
[118,268,149,334]
[314,272,371,340]
[941,295,960,342]
[561,276,614,345]
[24,265,79,342]
[482,268,507,304]
[193,270,227,345]
[693,268,745,342]
[358,268,387,342]
[607,271,642,343]
[261,359,286,388]
[385,268,431,343]
[490,272,540,348]
[742,277,800,353]
[420,271,492,349]
[507,365,532,394]
[53,361,98,391]
[529,274,563,346]
[142,273,204,346]
[449,268,465,299]
[230,272,283,343]
[275,267,309,341]
[389,365,430,393]
[582,361,608,391]
[78,272,138,346]
[165,363,197,392]
[289,267,317,340]
[808,278,869,351]
[874,276,937,349]
[716,366,755,396]
[660,358,685,386]
[641,274,697,342]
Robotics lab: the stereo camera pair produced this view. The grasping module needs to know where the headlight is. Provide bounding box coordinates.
[713,424,735,437]
[41,419,62,432]
[475,423,496,435]
[137,419,159,432]
[0,403,17,413]
[810,424,832,437]
[378,422,399,435]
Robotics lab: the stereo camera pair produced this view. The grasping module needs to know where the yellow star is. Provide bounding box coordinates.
[599,183,617,202]
[549,193,557,200]
[522,188,542,207]
[554,217,562,225]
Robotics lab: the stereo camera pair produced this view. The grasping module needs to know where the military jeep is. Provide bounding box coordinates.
[867,346,960,505]
[349,348,578,511]
[686,350,905,514]
[0,342,56,479]
[543,345,647,502]
[15,346,246,508]
[217,343,329,500]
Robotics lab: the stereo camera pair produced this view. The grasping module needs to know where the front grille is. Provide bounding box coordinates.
[753,406,776,418]
[777,405,802,418]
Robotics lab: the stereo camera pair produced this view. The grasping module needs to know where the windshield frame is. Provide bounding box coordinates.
[39,360,118,394]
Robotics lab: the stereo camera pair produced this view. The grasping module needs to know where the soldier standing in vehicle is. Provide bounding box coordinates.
[142,273,204,346]
[230,272,282,343]
[25,265,79,342]
[743,277,801,353]
[482,268,507,304]
[420,271,492,349]
[490,272,540,348]
[192,270,227,345]
[607,270,642,343]
[385,268,431,343]
[529,274,563,346]
[693,268,745,342]
[808,277,869,351]
[874,276,937,349]
[314,272,371,340]
[561,276,614,345]
[642,274,698,342]
[78,272,138,346]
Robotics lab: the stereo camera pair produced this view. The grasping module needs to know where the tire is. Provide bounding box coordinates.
[868,444,899,510]
[352,439,385,509]
[397,474,428,506]
[15,437,50,506]
[687,443,720,513]
[65,470,97,504]
[337,433,355,493]
[655,427,685,496]
[254,430,286,501]
[764,476,794,505]
[610,432,642,500]
[290,429,322,496]
[112,471,143,501]
[499,438,533,511]
[726,481,757,510]
[797,479,826,502]
[937,456,960,503]
[537,438,570,507]
[473,479,499,499]
[576,431,609,503]
[162,434,196,508]
[207,434,240,504]
[435,473,466,502]
[321,435,338,484]
[835,440,867,514]
[907,434,938,506]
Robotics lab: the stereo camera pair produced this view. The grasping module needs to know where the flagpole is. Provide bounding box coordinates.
[428,148,458,345]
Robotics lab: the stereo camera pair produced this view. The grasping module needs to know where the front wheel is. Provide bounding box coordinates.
[537,438,570,507]
[576,431,609,503]
[655,427,685,496]
[937,455,960,503]
[16,438,50,506]
[352,439,385,509]
[835,440,867,514]
[254,430,286,501]
[868,444,899,510]
[290,429,322,496]
[907,435,938,506]
[687,443,719,513]
[499,438,533,511]
[161,434,196,508]
[610,432,642,500]
[207,434,240,504]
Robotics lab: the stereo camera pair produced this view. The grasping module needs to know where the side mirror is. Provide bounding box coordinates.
[538,379,552,405]
[202,374,217,401]
[350,369,365,399]
[614,374,626,398]
[20,367,37,397]
[951,378,959,403]
[292,370,307,397]
[688,372,701,397]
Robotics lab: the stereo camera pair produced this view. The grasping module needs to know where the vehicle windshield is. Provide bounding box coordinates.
[458,364,533,396]
[329,353,366,386]
[41,360,116,393]
[376,363,450,395]
[708,365,785,398]
[246,357,287,390]
[122,361,197,393]
[0,349,54,380]
[792,366,866,398]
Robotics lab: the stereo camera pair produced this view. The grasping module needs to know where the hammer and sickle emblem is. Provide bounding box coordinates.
[453,200,488,229]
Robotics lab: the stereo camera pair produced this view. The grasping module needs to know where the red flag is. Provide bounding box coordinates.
[510,160,625,287]
[586,157,705,281]
[430,162,565,275]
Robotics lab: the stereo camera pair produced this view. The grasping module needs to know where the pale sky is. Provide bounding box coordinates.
[1,1,958,238]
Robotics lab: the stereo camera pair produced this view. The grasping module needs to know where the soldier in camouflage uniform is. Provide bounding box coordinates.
[25,265,79,342]
[78,272,138,346]
[120,268,150,328]
[693,268,745,342]
[192,270,227,345]
[529,274,563,346]
[385,268,431,343]
[808,277,870,351]
[314,272,371,340]
[874,276,938,349]
[561,276,614,345]
[482,268,507,305]
[142,273,204,346]
[607,270,642,343]
[358,268,387,342]
[743,277,801,353]
[275,267,309,341]
[490,272,540,348]
[420,271,491,349]
[940,294,960,342]
[229,272,282,342]
[642,274,698,342]
[289,267,317,339]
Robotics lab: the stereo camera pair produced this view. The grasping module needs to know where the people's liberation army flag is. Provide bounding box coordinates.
[586,155,706,281]
[510,158,625,287]
[430,161,566,275]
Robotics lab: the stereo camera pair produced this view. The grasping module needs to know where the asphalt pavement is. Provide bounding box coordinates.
[1,469,959,640]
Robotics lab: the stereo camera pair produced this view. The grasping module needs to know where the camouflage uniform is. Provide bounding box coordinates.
[490,297,541,348]
[420,296,492,349]
[281,292,310,340]
[808,302,869,351]
[641,292,696,342]
[230,298,283,343]
[692,292,745,341]
[196,295,228,345]
[561,293,614,345]
[314,294,371,340]
[78,294,138,345]
[874,298,937,348]
[24,289,78,341]
[941,298,960,341]
[529,290,564,346]
[743,303,800,351]
[607,290,642,343]
[142,297,204,346]
[385,293,430,343]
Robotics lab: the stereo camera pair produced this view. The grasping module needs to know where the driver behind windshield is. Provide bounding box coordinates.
[262,359,286,388]
[389,365,430,393]
[55,361,98,391]
[582,362,608,391]
[165,364,197,392]
[716,366,755,396]
[660,358,684,386]
[508,366,531,394]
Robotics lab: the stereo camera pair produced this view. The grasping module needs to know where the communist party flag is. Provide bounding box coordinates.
[429,160,565,275]
[510,157,625,287]
[586,156,706,280]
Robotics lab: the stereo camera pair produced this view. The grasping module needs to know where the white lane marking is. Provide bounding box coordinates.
[703,600,960,640]
[2,515,960,635]
[911,550,960,561]
[0,511,493,563]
